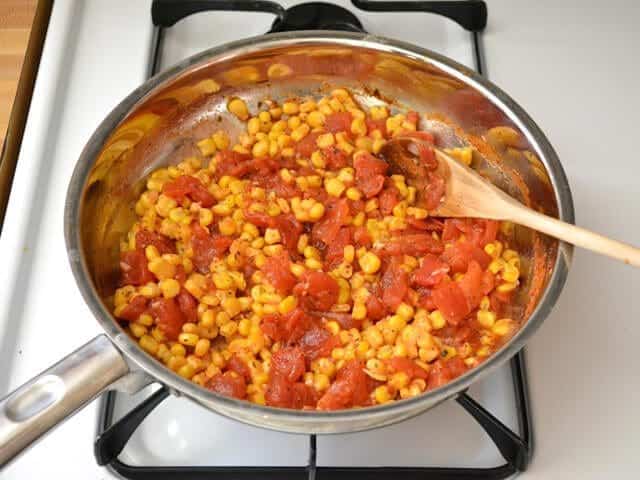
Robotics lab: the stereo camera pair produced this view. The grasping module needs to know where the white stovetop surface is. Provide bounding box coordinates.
[1,0,639,478]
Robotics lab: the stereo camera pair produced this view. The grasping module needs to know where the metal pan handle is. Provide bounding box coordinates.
[0,335,128,468]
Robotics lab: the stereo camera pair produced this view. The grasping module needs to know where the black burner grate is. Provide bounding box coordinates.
[96,2,532,479]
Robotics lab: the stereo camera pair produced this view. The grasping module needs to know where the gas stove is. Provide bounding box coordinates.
[93,2,530,479]
[0,1,534,479]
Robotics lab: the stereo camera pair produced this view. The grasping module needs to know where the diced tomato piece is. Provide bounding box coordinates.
[317,360,370,410]
[320,311,361,329]
[177,289,198,323]
[324,227,351,269]
[227,355,252,381]
[479,220,499,247]
[272,346,306,382]
[295,132,320,157]
[481,270,495,295]
[457,260,484,312]
[432,280,469,326]
[416,287,437,311]
[272,214,303,254]
[352,226,372,249]
[323,146,350,169]
[365,287,387,321]
[299,327,340,362]
[380,258,408,310]
[312,198,349,245]
[413,254,450,287]
[406,111,420,125]
[117,295,148,322]
[354,152,388,198]
[440,241,491,274]
[422,172,445,210]
[265,374,293,408]
[175,264,187,283]
[404,130,435,144]
[366,118,386,136]
[120,250,155,286]
[190,224,233,273]
[255,175,301,199]
[325,112,353,134]
[163,175,215,207]
[378,186,400,216]
[135,229,176,255]
[378,234,443,257]
[427,357,467,390]
[291,383,320,409]
[207,372,246,399]
[150,297,186,340]
[442,219,498,248]
[294,271,340,311]
[262,252,297,295]
[261,308,312,344]
[243,210,272,228]
[388,357,429,380]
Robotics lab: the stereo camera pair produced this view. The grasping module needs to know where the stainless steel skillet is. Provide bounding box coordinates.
[0,31,573,467]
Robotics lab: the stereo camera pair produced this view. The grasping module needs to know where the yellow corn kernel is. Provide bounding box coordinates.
[193,338,210,357]
[352,212,365,227]
[197,137,217,156]
[212,130,230,150]
[355,136,373,152]
[276,295,296,315]
[158,278,180,299]
[306,202,324,221]
[430,310,446,329]
[325,177,346,197]
[217,217,236,236]
[211,272,233,290]
[282,101,299,115]
[365,198,379,212]
[372,138,386,154]
[291,122,310,142]
[252,139,269,158]
[337,278,351,304]
[369,106,389,120]
[497,282,517,293]
[374,385,391,404]
[493,318,514,336]
[339,246,354,265]
[178,333,199,347]
[220,321,239,337]
[502,265,520,283]
[350,117,366,136]
[247,117,261,135]
[407,206,428,220]
[479,296,491,311]
[396,303,414,321]
[389,371,410,390]
[488,258,505,274]
[345,187,362,201]
[130,323,147,338]
[352,302,367,320]
[290,263,305,277]
[222,297,242,317]
[477,310,496,328]
[307,110,325,128]
[228,97,249,120]
[359,252,381,274]
[314,373,330,391]
[304,258,321,270]
[316,132,335,149]
[335,168,353,184]
[263,227,281,245]
[137,335,158,355]
[147,258,176,280]
[138,282,160,299]
[310,150,326,169]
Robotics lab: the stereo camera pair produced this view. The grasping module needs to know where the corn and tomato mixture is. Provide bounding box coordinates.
[114,88,521,410]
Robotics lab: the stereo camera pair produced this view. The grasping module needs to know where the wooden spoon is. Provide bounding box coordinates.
[380,136,640,267]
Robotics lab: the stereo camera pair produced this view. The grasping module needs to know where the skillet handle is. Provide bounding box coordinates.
[0,335,128,468]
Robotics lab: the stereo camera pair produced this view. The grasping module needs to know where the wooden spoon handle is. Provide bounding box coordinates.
[508,204,640,267]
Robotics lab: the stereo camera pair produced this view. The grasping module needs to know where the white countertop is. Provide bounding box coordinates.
[1,1,639,478]
[485,1,640,478]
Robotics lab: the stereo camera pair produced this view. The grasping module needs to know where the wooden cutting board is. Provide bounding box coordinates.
[0,0,37,147]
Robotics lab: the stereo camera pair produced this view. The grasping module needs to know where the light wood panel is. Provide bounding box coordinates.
[0,0,37,146]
